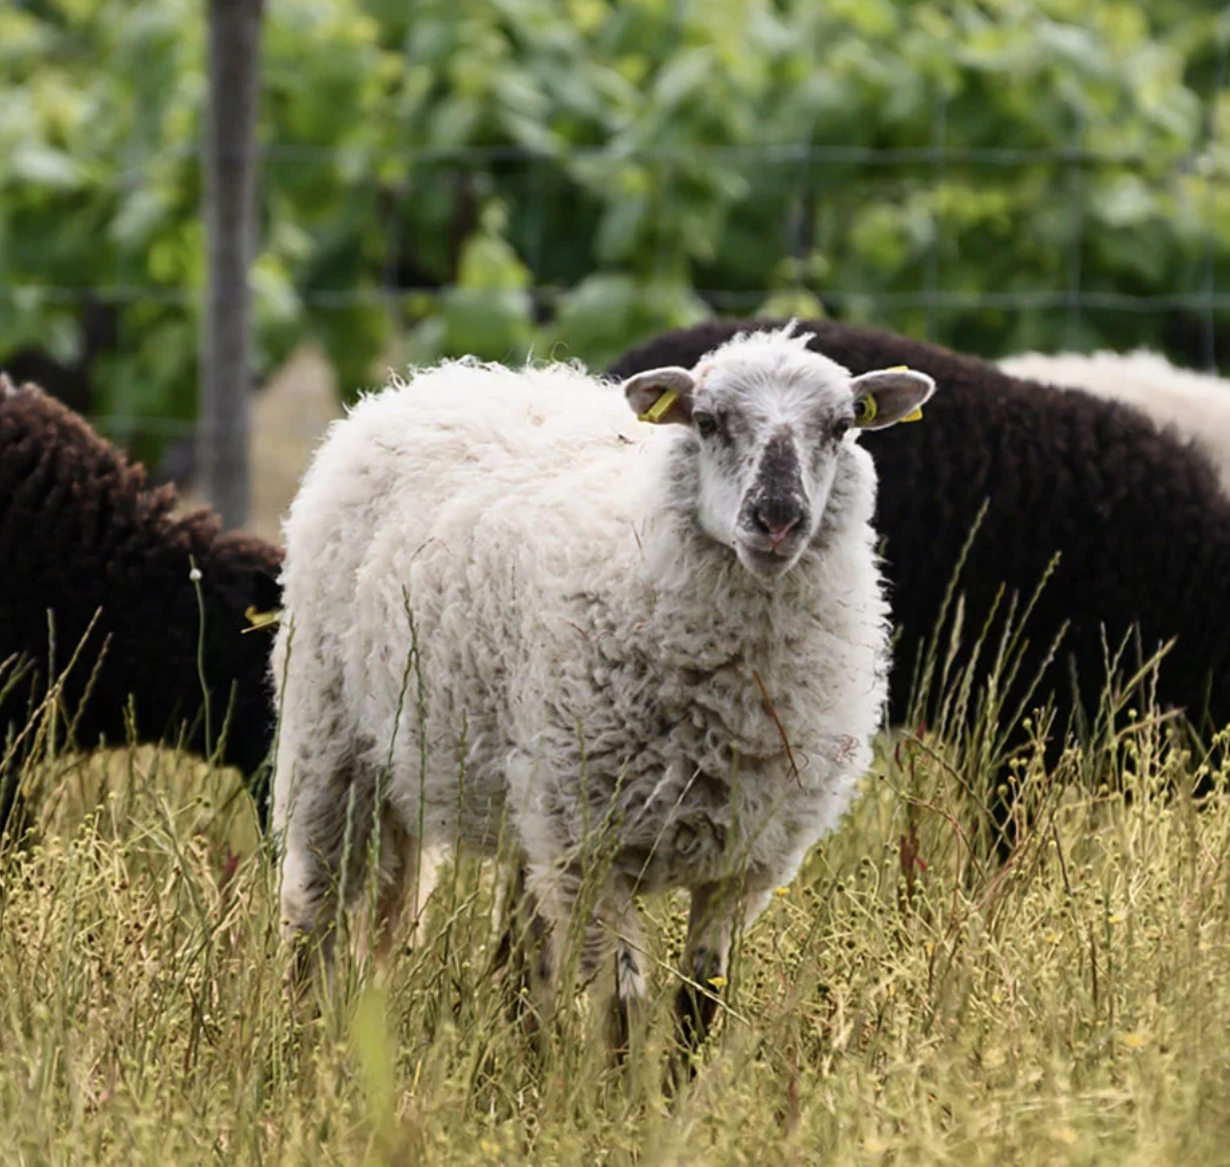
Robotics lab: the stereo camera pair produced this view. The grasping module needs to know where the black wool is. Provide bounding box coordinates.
[0,376,282,829]
[609,320,1230,762]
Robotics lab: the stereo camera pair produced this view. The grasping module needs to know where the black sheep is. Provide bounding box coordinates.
[609,319,1230,788]
[0,375,282,833]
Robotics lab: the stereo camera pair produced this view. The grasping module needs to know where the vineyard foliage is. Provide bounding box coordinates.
[2,0,1229,453]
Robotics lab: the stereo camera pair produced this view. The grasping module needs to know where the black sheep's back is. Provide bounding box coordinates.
[0,380,282,805]
[609,320,1230,748]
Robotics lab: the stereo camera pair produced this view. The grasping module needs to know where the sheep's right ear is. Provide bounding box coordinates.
[621,367,696,426]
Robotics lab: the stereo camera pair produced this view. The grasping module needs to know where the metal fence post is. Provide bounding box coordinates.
[199,0,264,529]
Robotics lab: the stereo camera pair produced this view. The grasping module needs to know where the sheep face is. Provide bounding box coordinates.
[622,330,934,579]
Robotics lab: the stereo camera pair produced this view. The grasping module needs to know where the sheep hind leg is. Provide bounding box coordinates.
[360,815,437,969]
[490,861,545,985]
[489,862,556,1045]
[277,750,383,991]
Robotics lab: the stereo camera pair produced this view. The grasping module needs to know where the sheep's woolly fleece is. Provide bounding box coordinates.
[999,349,1230,498]
[609,319,1230,765]
[0,374,281,825]
[273,332,905,958]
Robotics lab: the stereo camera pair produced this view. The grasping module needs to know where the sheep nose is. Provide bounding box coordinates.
[753,501,802,546]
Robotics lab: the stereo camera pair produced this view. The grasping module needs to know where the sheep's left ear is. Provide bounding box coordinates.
[621,367,696,426]
[849,367,936,430]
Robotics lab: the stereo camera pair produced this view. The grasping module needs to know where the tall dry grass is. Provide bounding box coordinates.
[3,597,1230,1165]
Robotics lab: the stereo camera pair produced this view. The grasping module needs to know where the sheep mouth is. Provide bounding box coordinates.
[735,540,802,578]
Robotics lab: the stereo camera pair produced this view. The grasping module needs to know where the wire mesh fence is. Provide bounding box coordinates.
[6,138,1229,444]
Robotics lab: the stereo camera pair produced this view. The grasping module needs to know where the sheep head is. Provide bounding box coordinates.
[622,325,934,579]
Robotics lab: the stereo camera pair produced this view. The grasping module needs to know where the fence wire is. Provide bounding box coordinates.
[3,112,1230,459]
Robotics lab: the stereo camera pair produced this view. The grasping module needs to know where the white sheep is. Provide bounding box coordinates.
[999,349,1230,496]
[271,325,934,1048]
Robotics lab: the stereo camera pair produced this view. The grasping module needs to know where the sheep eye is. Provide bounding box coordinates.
[832,417,852,440]
[694,412,718,439]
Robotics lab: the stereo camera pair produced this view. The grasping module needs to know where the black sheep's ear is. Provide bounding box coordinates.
[850,367,936,430]
[252,568,283,614]
[243,568,284,633]
[621,367,696,426]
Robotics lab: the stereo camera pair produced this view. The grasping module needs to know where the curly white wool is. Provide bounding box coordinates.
[1000,349,1230,497]
[271,326,932,1036]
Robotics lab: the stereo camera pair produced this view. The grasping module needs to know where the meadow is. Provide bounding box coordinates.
[3,644,1230,1166]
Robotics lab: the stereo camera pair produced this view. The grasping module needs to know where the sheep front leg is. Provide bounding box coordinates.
[358,817,438,968]
[674,878,772,1058]
[523,865,648,1049]
[674,882,734,1056]
[605,890,649,1054]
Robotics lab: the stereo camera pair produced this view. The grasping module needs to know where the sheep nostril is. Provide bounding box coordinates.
[754,505,802,545]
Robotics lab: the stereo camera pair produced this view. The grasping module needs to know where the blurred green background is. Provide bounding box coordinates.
[2,0,1228,468]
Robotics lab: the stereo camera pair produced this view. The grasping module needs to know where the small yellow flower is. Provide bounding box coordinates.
[1121,1029,1150,1051]
[708,975,728,990]
[773,886,790,897]
[1109,913,1125,925]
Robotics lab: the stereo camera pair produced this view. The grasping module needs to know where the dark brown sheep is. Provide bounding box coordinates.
[609,320,1230,799]
[0,375,281,833]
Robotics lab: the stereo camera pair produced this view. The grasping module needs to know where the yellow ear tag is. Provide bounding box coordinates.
[243,605,282,634]
[854,393,878,425]
[887,366,924,421]
[638,387,680,424]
